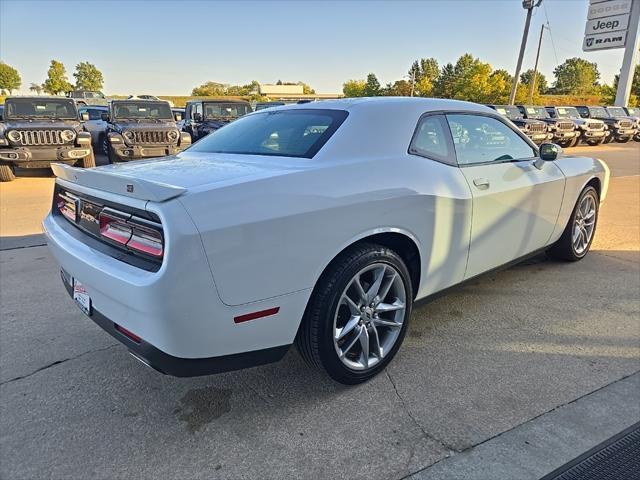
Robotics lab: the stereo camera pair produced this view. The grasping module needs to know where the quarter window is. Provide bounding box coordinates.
[446,114,535,166]
[409,115,452,164]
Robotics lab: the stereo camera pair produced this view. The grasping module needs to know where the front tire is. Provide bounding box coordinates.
[0,165,16,182]
[296,243,413,384]
[548,186,599,261]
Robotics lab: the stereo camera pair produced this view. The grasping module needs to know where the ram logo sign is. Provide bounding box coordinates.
[583,31,627,51]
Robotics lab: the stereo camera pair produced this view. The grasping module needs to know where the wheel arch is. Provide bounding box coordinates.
[311,229,422,302]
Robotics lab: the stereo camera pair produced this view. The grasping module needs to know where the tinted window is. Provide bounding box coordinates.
[188,109,348,159]
[409,115,452,163]
[5,98,78,119]
[112,102,172,120]
[80,108,104,120]
[204,102,251,119]
[576,107,589,118]
[446,114,535,165]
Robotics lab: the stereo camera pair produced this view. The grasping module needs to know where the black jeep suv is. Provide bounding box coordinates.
[0,97,95,182]
[103,99,191,163]
[486,105,552,145]
[516,105,579,147]
[183,99,252,142]
[574,106,635,143]
[545,106,607,146]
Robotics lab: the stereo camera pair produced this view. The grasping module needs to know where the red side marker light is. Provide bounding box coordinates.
[115,324,142,343]
[234,307,280,324]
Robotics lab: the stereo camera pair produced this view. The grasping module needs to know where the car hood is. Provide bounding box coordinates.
[112,121,177,131]
[52,151,312,201]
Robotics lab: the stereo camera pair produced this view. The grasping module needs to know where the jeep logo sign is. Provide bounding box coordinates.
[583,31,627,51]
[585,14,629,34]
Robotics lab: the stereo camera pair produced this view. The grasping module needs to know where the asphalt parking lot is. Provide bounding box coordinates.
[0,143,639,479]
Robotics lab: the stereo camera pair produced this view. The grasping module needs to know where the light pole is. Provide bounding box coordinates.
[509,0,543,105]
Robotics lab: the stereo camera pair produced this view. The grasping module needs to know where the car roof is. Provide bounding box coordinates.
[186,98,251,105]
[6,96,76,101]
[266,96,495,114]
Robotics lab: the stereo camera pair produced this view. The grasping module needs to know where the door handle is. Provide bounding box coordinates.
[473,178,490,189]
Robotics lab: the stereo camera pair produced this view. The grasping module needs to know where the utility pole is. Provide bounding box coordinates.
[528,24,545,104]
[509,0,543,105]
[410,71,415,97]
[615,0,640,106]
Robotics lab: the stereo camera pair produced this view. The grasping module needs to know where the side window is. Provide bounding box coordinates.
[576,107,589,119]
[446,114,536,166]
[193,103,202,120]
[409,114,453,165]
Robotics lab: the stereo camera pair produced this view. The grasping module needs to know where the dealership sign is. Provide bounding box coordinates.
[583,0,632,51]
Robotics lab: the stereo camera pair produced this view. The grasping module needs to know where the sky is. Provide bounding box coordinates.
[0,0,628,95]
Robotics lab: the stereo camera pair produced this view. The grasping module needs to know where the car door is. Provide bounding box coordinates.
[445,113,565,279]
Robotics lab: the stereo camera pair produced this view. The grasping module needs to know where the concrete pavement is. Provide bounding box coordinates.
[0,143,638,479]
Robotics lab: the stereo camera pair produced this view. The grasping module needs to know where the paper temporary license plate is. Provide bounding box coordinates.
[73,279,92,316]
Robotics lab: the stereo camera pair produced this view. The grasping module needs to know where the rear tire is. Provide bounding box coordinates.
[0,165,16,182]
[296,243,413,384]
[81,151,96,168]
[548,186,599,262]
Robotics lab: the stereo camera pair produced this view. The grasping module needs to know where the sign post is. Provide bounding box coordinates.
[583,0,639,106]
[614,0,640,105]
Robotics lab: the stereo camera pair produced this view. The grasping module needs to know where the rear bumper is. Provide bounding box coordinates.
[60,273,289,377]
[43,189,309,364]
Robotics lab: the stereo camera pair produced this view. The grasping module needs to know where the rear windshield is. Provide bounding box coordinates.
[188,109,349,159]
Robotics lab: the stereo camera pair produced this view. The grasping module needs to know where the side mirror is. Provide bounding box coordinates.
[539,142,561,161]
[80,112,89,121]
[193,112,202,122]
[174,113,183,121]
[101,113,110,122]
[535,143,561,169]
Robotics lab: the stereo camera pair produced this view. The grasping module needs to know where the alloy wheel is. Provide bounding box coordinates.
[333,263,406,371]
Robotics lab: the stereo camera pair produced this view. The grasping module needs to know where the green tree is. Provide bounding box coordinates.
[520,69,548,94]
[42,60,72,95]
[342,79,367,97]
[486,69,513,104]
[0,62,22,94]
[408,57,440,96]
[433,63,455,98]
[191,81,226,96]
[553,57,600,95]
[73,61,104,91]
[29,82,43,95]
[364,73,381,96]
[382,80,412,96]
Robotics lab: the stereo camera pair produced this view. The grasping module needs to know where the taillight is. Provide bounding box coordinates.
[99,213,132,244]
[99,211,164,258]
[127,226,163,257]
[56,192,77,222]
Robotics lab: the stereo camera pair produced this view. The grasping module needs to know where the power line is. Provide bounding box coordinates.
[543,3,560,67]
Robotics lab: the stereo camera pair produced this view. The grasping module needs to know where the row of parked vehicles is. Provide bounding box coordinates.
[488,104,640,147]
[0,94,638,182]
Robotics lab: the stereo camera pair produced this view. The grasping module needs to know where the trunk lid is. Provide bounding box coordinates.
[51,152,307,202]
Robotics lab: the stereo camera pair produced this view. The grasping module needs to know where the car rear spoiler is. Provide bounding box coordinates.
[50,163,187,202]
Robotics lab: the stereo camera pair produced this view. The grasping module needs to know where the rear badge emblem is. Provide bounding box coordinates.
[126,184,134,193]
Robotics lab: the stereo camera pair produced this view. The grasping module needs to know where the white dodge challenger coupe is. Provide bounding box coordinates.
[44,98,609,384]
